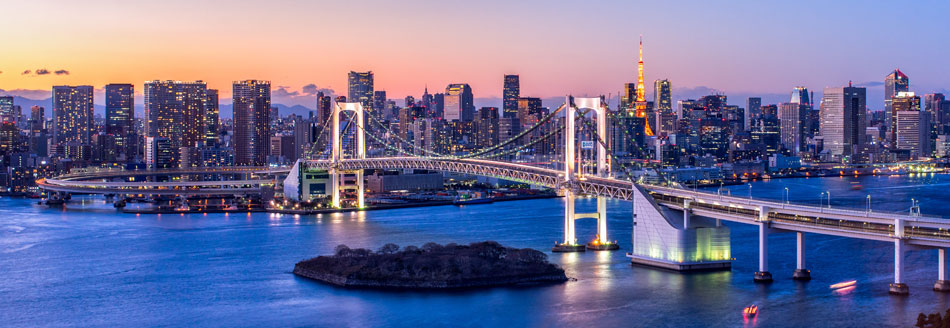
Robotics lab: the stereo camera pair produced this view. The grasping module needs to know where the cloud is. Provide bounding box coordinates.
[35,69,50,75]
[853,81,884,87]
[54,69,69,75]
[302,84,335,96]
[272,86,300,98]
[21,70,30,75]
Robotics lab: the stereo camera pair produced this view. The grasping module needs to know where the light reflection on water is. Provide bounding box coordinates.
[2,174,950,326]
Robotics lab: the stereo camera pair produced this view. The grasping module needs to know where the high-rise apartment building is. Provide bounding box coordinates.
[105,83,134,160]
[233,80,271,166]
[778,102,803,153]
[144,80,210,164]
[347,71,374,110]
[51,85,95,153]
[444,83,474,122]
[895,109,930,159]
[503,75,520,119]
[820,85,866,160]
[746,97,762,131]
[204,89,220,145]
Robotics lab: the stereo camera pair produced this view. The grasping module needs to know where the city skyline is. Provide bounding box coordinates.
[2,1,949,109]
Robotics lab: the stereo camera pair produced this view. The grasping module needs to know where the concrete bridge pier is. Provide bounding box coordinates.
[935,248,950,292]
[890,239,909,295]
[754,206,773,283]
[553,190,584,252]
[793,232,811,280]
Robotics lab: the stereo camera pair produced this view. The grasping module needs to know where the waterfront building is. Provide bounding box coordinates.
[895,109,930,159]
[105,83,134,161]
[444,83,474,122]
[144,80,210,165]
[145,136,173,169]
[885,69,910,133]
[233,80,271,166]
[924,93,947,127]
[51,85,94,159]
[269,134,295,164]
[892,92,922,150]
[778,102,803,153]
[820,85,867,161]
[503,75,520,119]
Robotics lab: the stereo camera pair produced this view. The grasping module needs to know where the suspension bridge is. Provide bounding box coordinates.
[38,97,950,295]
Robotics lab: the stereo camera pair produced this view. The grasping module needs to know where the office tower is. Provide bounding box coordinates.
[778,102,803,153]
[654,79,672,112]
[820,85,867,160]
[233,80,271,166]
[347,71,374,109]
[891,92,921,149]
[204,89,220,145]
[432,93,445,119]
[51,85,95,156]
[316,92,332,126]
[420,87,435,118]
[619,83,637,110]
[475,107,499,148]
[373,91,387,117]
[885,69,910,135]
[503,75,520,119]
[405,96,415,107]
[444,84,474,122]
[746,97,762,131]
[29,106,46,156]
[924,93,946,126]
[895,109,930,159]
[517,97,543,129]
[293,116,313,160]
[145,136,173,169]
[0,96,14,124]
[269,134,295,162]
[105,83,134,160]
[144,80,209,164]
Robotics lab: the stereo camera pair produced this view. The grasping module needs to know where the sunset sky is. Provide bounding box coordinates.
[2,0,949,109]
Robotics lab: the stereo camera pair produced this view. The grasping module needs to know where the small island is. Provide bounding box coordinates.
[293,241,569,289]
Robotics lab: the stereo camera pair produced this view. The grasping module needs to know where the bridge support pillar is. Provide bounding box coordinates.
[683,200,691,229]
[793,232,811,280]
[553,190,584,252]
[890,239,909,295]
[754,221,773,282]
[935,248,950,292]
[330,168,340,208]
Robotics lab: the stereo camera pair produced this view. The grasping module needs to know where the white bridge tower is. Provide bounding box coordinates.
[330,102,366,209]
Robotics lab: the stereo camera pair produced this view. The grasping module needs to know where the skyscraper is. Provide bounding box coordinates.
[654,79,672,113]
[503,75,520,119]
[29,105,46,156]
[373,90,387,118]
[620,83,637,110]
[51,85,95,153]
[144,80,209,164]
[105,83,134,160]
[444,83,474,122]
[233,80,271,166]
[0,96,14,124]
[347,71,374,110]
[895,108,930,159]
[778,102,803,153]
[885,69,910,137]
[204,89,220,145]
[891,91,921,149]
[820,85,866,161]
[746,97,762,131]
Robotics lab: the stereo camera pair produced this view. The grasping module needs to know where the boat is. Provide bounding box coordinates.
[743,304,758,318]
[850,181,864,190]
[453,192,494,205]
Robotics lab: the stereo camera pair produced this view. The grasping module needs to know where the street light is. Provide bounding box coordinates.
[866,195,871,214]
[784,187,789,204]
[826,190,831,209]
[748,183,753,200]
[819,192,825,210]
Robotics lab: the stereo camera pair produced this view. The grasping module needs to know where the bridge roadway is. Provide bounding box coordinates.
[308,157,950,247]
[37,166,288,196]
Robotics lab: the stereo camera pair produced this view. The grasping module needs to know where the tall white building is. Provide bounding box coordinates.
[895,109,930,158]
[820,86,866,161]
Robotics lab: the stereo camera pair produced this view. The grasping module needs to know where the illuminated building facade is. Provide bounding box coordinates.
[503,75,520,119]
[51,85,94,158]
[204,89,219,145]
[885,69,909,135]
[233,80,271,166]
[347,71,374,110]
[144,80,210,165]
[444,83,474,122]
[0,96,14,124]
[820,85,866,161]
[105,83,134,161]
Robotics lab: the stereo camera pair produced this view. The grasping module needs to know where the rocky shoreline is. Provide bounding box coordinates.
[293,241,568,289]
